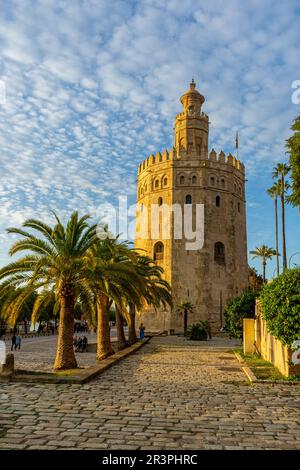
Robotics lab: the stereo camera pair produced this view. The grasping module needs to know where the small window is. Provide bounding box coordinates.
[216,196,220,207]
[154,242,164,261]
[192,175,197,184]
[180,175,185,185]
[158,197,163,206]
[221,178,225,188]
[185,195,192,204]
[238,202,241,213]
[210,176,215,186]
[155,179,159,189]
[214,242,225,264]
[163,177,168,187]
[234,183,237,192]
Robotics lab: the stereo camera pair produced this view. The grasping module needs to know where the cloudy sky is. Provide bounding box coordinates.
[0,0,299,277]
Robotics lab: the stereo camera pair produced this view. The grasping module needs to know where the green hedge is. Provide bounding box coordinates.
[259,268,300,346]
[224,291,259,339]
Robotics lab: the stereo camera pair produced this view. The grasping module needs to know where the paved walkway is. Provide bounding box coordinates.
[4,328,126,372]
[0,336,300,450]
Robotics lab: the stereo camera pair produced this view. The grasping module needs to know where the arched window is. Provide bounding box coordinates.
[210,176,215,186]
[155,179,159,189]
[163,177,168,187]
[238,202,241,213]
[154,242,164,261]
[216,195,220,207]
[158,197,163,206]
[234,183,237,192]
[192,175,197,184]
[185,195,192,204]
[221,178,225,189]
[214,242,225,264]
[180,175,185,185]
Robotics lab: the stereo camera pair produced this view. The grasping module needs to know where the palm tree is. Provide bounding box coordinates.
[130,255,173,343]
[86,238,146,360]
[0,212,98,370]
[250,245,277,283]
[267,182,281,276]
[177,301,195,335]
[272,163,290,270]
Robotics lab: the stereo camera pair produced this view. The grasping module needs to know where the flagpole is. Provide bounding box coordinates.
[235,131,239,159]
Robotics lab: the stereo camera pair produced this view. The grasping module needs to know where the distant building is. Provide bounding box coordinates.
[135,81,248,333]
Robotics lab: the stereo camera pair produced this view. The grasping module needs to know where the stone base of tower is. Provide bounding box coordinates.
[135,304,228,335]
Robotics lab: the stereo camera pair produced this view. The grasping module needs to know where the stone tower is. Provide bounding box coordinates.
[135,80,248,333]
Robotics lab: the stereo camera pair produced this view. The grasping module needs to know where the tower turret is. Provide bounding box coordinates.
[174,79,209,158]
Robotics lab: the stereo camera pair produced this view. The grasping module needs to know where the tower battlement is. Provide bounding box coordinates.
[138,147,245,176]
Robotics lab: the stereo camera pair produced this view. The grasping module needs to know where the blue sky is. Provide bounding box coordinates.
[0,0,299,278]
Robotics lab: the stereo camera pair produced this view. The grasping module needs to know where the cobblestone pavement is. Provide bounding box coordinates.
[1,336,300,450]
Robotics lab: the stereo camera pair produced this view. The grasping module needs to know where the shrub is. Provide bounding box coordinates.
[259,268,300,346]
[186,321,211,341]
[224,291,259,339]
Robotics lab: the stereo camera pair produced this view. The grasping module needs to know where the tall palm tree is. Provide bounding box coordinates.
[250,245,277,283]
[0,212,98,370]
[86,238,146,360]
[177,301,195,335]
[267,182,281,276]
[272,163,290,270]
[129,255,172,343]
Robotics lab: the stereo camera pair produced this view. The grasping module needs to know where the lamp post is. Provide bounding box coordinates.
[288,252,300,268]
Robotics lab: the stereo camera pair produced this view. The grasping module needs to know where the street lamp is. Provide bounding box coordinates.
[288,252,300,268]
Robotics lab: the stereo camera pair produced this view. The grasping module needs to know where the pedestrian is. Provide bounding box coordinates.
[82,336,88,352]
[15,334,21,350]
[11,334,16,351]
[139,323,145,339]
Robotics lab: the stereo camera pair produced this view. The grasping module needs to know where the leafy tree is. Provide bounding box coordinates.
[250,245,277,282]
[272,163,290,270]
[0,212,98,370]
[259,268,300,346]
[286,115,300,211]
[248,266,263,291]
[224,291,259,339]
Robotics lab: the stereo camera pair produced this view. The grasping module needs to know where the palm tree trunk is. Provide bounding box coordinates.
[275,197,279,276]
[115,306,127,350]
[281,177,287,270]
[54,295,77,370]
[184,309,188,336]
[96,292,114,361]
[128,304,138,345]
[262,259,266,283]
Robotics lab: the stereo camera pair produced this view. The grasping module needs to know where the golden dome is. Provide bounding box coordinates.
[180,79,205,107]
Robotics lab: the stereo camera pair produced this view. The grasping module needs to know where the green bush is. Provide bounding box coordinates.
[186,321,211,341]
[224,291,259,339]
[259,268,300,346]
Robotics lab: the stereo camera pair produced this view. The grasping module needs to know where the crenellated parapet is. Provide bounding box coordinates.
[138,145,245,177]
[208,148,245,175]
[138,147,177,175]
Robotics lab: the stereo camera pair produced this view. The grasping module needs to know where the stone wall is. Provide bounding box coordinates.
[243,301,300,377]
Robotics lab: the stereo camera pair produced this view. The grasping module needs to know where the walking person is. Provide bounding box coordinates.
[15,334,22,350]
[139,323,145,340]
[11,334,16,351]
